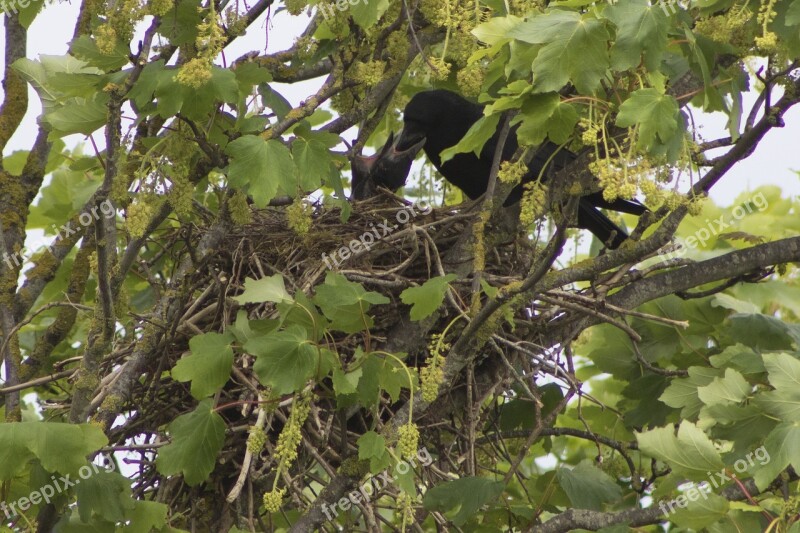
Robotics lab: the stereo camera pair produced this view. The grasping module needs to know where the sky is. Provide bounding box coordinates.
[1,1,798,220]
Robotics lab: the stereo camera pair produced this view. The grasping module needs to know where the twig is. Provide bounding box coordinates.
[227,396,268,503]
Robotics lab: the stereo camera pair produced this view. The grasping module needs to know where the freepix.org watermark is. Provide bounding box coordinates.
[658,192,768,262]
[588,0,687,16]
[1,458,116,520]
[658,446,771,516]
[321,201,431,270]
[1,0,40,16]
[1,199,114,271]
[321,447,433,521]
[316,0,369,21]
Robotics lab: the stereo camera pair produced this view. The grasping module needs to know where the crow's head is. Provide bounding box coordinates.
[394,90,484,167]
[393,90,458,152]
[350,131,425,200]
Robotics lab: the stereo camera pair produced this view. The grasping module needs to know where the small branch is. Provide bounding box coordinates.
[227,396,268,503]
[538,294,642,342]
[0,369,76,395]
[632,341,689,377]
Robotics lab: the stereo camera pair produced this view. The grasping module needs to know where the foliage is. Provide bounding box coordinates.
[1,0,800,531]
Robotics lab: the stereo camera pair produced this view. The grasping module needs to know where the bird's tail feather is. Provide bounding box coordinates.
[577,199,629,249]
[583,192,647,215]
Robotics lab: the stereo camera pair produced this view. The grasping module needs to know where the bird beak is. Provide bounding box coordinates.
[391,126,426,157]
[350,130,425,200]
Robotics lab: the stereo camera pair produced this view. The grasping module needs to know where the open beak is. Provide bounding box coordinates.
[391,127,426,156]
[350,129,426,200]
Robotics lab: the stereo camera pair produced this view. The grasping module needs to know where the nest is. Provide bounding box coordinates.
[205,192,538,337]
[109,191,551,523]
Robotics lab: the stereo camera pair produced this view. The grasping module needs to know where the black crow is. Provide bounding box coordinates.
[384,89,647,248]
[351,132,425,200]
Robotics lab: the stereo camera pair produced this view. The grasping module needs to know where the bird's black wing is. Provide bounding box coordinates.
[583,192,648,216]
[576,198,629,249]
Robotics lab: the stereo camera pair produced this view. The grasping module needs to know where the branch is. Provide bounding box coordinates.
[93,219,232,429]
[65,18,163,422]
[536,235,800,367]
[0,13,27,154]
[693,75,800,194]
[530,470,799,533]
[322,30,444,135]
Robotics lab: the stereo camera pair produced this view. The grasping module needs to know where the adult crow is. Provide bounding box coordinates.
[355,89,647,248]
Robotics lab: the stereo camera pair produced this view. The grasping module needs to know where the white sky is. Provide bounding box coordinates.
[1,2,799,210]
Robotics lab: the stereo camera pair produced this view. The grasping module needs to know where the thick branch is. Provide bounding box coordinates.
[0,13,27,154]
[531,471,799,533]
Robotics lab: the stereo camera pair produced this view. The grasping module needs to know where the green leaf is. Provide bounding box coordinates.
[0,422,107,480]
[292,137,334,191]
[278,291,327,338]
[46,94,109,137]
[28,164,101,230]
[763,352,800,391]
[696,368,750,406]
[357,431,387,465]
[234,62,273,95]
[127,60,168,109]
[350,0,390,29]
[13,55,104,114]
[711,293,760,314]
[509,11,611,94]
[158,0,204,45]
[616,88,680,151]
[314,272,389,333]
[70,35,131,71]
[332,366,362,396]
[225,136,296,207]
[260,84,293,121]
[246,325,322,394]
[557,461,622,510]
[159,66,239,119]
[636,422,725,481]
[498,383,563,431]
[670,490,730,530]
[724,313,800,350]
[75,470,135,523]
[423,477,504,526]
[754,389,800,420]
[354,352,417,405]
[480,279,498,298]
[207,67,240,105]
[472,15,524,45]
[18,0,46,29]
[605,0,669,71]
[234,275,293,305]
[229,310,280,344]
[514,93,578,146]
[124,501,170,533]
[754,422,800,490]
[439,114,501,164]
[172,332,235,399]
[49,72,106,99]
[788,0,800,25]
[155,400,226,486]
[400,274,457,321]
[376,353,416,402]
[580,323,638,378]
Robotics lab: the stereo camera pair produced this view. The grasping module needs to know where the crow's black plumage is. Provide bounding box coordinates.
[353,89,646,248]
[398,90,647,248]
